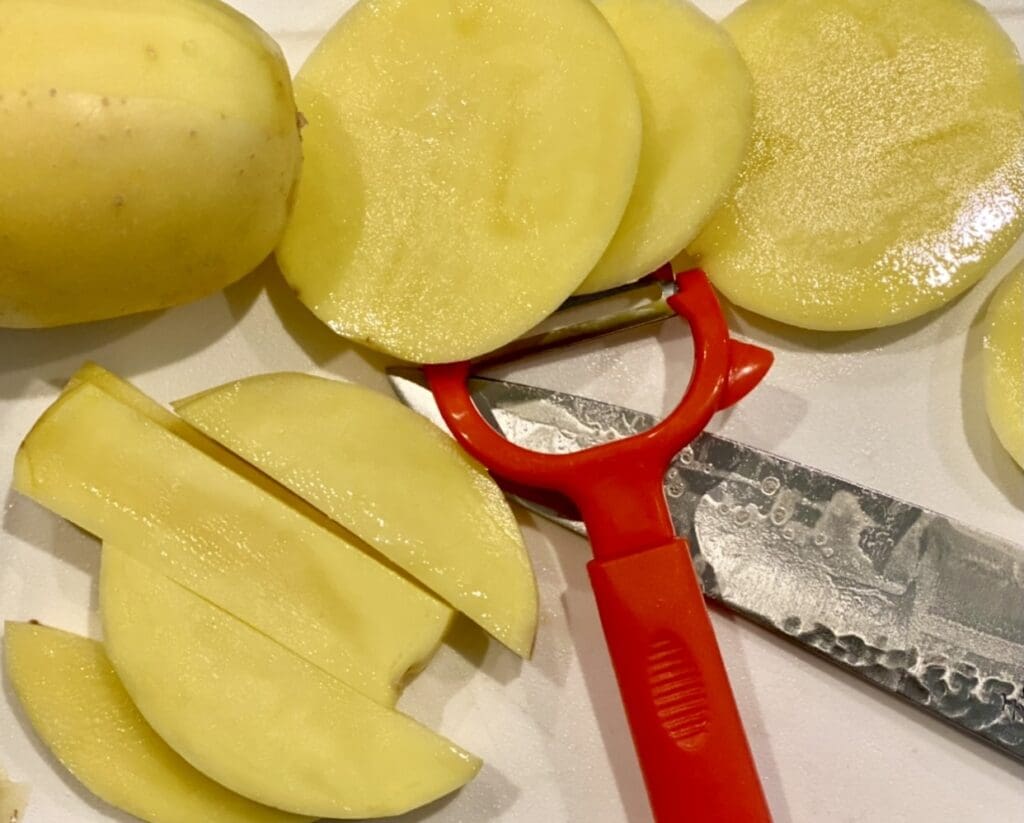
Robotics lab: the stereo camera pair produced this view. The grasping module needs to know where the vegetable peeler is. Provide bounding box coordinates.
[424,268,774,823]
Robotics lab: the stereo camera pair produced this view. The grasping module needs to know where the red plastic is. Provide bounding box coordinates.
[426,269,774,823]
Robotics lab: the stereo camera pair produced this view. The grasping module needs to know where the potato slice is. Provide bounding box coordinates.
[4,622,311,823]
[576,0,753,294]
[174,373,538,657]
[984,266,1024,468]
[101,546,480,819]
[0,0,301,327]
[689,0,1024,330]
[14,383,452,707]
[276,0,642,363]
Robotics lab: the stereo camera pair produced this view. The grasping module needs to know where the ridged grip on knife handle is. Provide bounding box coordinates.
[588,540,771,823]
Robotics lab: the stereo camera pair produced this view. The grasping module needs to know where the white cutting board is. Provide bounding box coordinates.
[1,1,1023,821]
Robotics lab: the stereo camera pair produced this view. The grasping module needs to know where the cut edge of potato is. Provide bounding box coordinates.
[173,372,539,659]
[983,266,1024,469]
[100,544,482,819]
[3,621,314,823]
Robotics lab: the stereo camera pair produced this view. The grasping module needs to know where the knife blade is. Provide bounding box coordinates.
[388,368,1024,763]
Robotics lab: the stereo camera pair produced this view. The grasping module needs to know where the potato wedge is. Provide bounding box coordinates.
[690,0,1024,330]
[101,546,480,819]
[4,622,312,823]
[175,373,538,657]
[983,266,1024,468]
[14,383,452,707]
[0,0,301,327]
[577,0,753,294]
[276,0,642,363]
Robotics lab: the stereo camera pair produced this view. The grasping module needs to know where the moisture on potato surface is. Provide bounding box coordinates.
[3,622,313,823]
[0,0,302,328]
[577,0,753,294]
[14,382,453,707]
[689,0,1024,331]
[175,373,538,658]
[983,265,1024,469]
[276,0,642,363]
[100,546,481,819]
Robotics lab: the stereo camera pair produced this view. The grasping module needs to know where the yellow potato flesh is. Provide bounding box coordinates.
[175,373,538,657]
[577,0,753,294]
[984,266,1024,468]
[0,0,301,327]
[689,0,1024,330]
[101,546,481,819]
[3,622,312,823]
[14,383,452,706]
[277,0,642,363]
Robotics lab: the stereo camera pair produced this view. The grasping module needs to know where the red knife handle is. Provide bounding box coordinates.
[588,539,771,823]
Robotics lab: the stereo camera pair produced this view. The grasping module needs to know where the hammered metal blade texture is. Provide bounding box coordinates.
[388,371,1024,762]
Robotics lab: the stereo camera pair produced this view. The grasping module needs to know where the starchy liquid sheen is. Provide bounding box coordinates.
[689,0,1024,330]
[175,373,538,658]
[100,548,480,819]
[276,0,642,363]
[3,623,312,823]
[983,265,1024,468]
[577,0,753,294]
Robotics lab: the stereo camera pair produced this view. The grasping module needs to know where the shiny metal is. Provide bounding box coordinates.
[388,369,1024,763]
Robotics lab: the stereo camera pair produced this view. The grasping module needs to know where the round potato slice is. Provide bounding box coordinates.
[0,0,301,328]
[277,0,642,363]
[983,266,1023,469]
[576,0,753,295]
[689,0,1024,330]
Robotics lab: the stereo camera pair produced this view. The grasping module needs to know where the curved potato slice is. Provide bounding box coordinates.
[276,0,642,363]
[983,266,1024,468]
[175,373,538,657]
[690,0,1024,330]
[101,546,481,819]
[14,382,452,707]
[4,622,311,823]
[577,0,753,294]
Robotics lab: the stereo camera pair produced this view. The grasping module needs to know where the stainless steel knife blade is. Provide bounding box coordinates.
[388,368,1024,762]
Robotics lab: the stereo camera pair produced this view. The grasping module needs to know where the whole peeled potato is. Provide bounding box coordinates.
[0,0,302,328]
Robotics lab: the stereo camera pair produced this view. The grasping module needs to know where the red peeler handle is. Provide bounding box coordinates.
[589,539,771,823]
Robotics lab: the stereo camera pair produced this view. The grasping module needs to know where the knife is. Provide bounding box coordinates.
[388,368,1024,763]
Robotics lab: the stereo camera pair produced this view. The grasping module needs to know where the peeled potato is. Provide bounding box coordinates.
[690,0,1024,330]
[4,622,311,823]
[0,0,302,328]
[577,0,753,294]
[277,0,642,363]
[14,382,452,707]
[175,373,538,657]
[101,546,480,819]
[984,266,1024,468]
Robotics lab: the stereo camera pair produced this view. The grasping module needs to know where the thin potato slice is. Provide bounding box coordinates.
[277,0,642,363]
[4,622,312,823]
[690,0,1024,330]
[0,0,301,327]
[175,373,538,657]
[577,0,753,294]
[14,383,452,707]
[983,266,1024,468]
[101,546,481,819]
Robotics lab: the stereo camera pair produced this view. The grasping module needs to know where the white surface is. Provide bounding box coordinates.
[1,1,1023,821]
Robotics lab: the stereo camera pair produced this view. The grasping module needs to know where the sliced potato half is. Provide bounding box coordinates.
[276,0,642,362]
[577,0,753,294]
[101,546,480,819]
[4,622,312,823]
[175,373,538,657]
[14,382,452,706]
[690,0,1024,330]
[983,265,1024,468]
